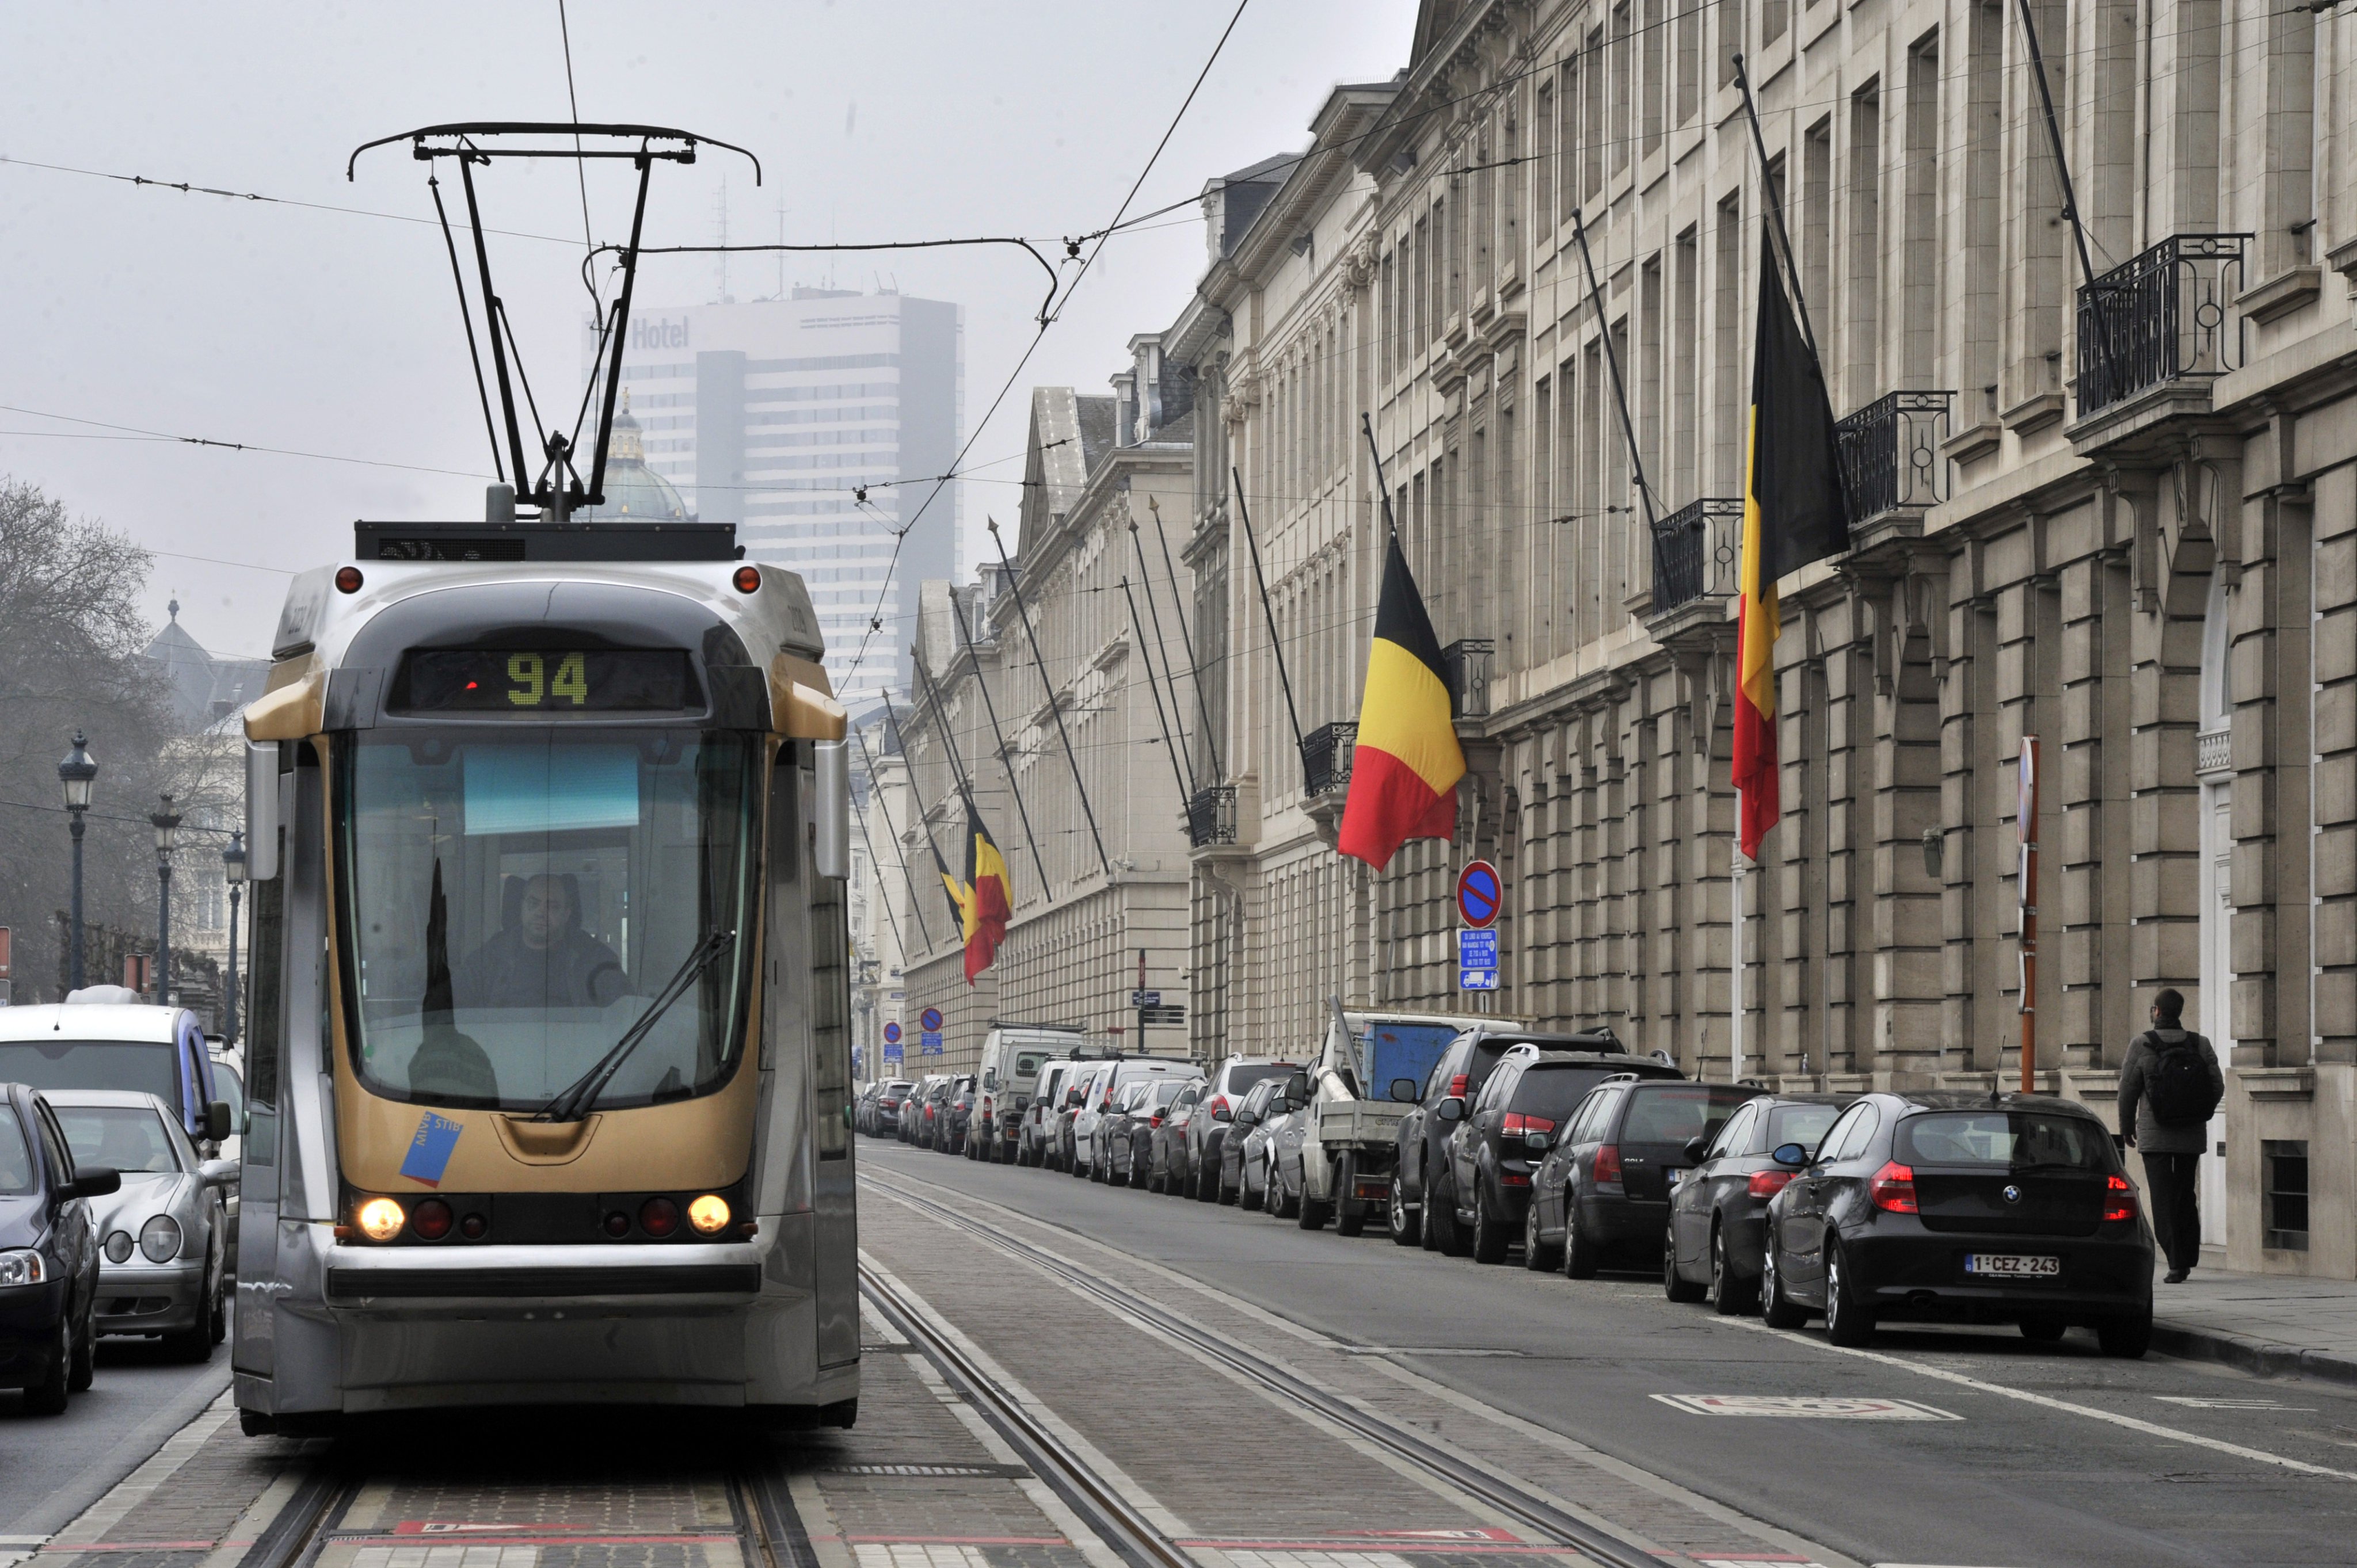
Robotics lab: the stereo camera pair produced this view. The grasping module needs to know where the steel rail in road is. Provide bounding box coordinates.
[858,1264,1194,1568]
[864,1172,1678,1568]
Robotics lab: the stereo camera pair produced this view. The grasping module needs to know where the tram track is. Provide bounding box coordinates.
[863,1172,1677,1568]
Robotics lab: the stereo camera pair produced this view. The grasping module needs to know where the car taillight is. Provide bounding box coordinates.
[1149,1115,1163,1127]
[2104,1173,2138,1222]
[1501,1112,1556,1136]
[1448,1073,1469,1097]
[1869,1161,1918,1214]
[1209,1095,1231,1119]
[1593,1144,1623,1188]
[983,1098,993,1117]
[1747,1170,1794,1199]
[1499,1171,1532,1187]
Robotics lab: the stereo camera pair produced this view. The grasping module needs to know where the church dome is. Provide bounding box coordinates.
[578,392,690,521]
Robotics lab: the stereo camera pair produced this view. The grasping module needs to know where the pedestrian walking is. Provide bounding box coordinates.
[2117,988,2226,1283]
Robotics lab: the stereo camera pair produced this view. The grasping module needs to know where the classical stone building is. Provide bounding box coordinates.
[1158,0,2357,1277]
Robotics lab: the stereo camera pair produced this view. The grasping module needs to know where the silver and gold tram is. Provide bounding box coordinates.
[230,519,859,1430]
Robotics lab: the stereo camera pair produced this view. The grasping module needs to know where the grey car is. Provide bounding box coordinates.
[1236,1072,1313,1216]
[45,1090,234,1360]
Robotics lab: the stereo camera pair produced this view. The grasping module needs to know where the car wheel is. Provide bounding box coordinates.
[1823,1244,1875,1348]
[1522,1199,1561,1271]
[1423,1171,1467,1257]
[1707,1220,1756,1316]
[1469,1187,1511,1265]
[1760,1230,1808,1329]
[2019,1315,2067,1344]
[1663,1224,1706,1302]
[1218,1162,1239,1204]
[1560,1198,1600,1279]
[1297,1162,1332,1230]
[68,1294,97,1391]
[1388,1180,1420,1247]
[1271,1158,1301,1220]
[24,1314,70,1416]
[2097,1311,2153,1360]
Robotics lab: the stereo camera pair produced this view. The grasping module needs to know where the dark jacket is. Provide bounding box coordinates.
[2118,1028,2224,1155]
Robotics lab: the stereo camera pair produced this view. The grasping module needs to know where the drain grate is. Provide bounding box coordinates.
[823,1463,1034,1479]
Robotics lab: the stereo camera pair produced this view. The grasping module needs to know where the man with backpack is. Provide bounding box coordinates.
[2118,988,2226,1283]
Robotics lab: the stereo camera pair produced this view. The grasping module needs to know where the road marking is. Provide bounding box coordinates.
[2152,1396,2315,1410]
[1335,1345,1525,1358]
[1651,1395,1961,1421]
[1730,1321,2357,1480]
[349,1550,540,1568]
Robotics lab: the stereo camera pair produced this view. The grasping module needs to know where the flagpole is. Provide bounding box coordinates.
[2012,0,2121,398]
[850,720,937,953]
[1360,413,1402,540]
[1232,469,1310,785]
[953,592,1054,906]
[1120,574,1195,823]
[988,515,1114,879]
[1731,845,1745,1084]
[1730,53,1825,368]
[1126,506,1199,799]
[880,688,969,932]
[1147,494,1224,782]
[1571,209,1660,531]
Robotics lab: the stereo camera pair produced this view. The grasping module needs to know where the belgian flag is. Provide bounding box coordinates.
[932,793,1010,986]
[1734,233,1850,859]
[1338,536,1464,869]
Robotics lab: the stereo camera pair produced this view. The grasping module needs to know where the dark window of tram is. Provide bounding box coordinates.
[798,746,852,1158]
[242,829,285,1165]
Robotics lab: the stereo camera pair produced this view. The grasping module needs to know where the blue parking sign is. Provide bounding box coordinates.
[1457,927,1499,991]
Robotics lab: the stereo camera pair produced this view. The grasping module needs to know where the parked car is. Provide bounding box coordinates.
[1145,1081,1204,1194]
[1243,1071,1318,1218]
[1058,1062,1120,1173]
[1392,1027,1655,1253]
[1436,1045,1681,1263]
[867,1078,916,1136]
[907,1074,953,1145]
[1532,1078,1762,1276]
[1105,1078,1198,1188]
[1092,1082,1154,1183]
[1072,1059,1189,1181]
[1021,1062,1081,1168]
[1663,1093,1855,1311]
[0,1082,119,1414]
[1182,1058,1299,1203]
[936,1076,978,1154]
[1758,1092,2154,1355]
[0,996,234,1154]
[974,1024,1086,1163]
[1300,1010,1488,1235]
[47,1090,234,1360]
[1215,1077,1290,1204]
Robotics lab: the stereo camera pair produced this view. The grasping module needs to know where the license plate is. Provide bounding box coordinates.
[1965,1253,2060,1278]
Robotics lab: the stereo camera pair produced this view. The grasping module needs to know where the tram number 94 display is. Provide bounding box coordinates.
[399,649,698,712]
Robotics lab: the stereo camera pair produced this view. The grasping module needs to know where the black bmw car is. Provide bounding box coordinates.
[1759,1091,2154,1355]
[1663,1092,1855,1311]
[0,1082,119,1415]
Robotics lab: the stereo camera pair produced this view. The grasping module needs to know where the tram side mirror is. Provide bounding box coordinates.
[812,738,850,880]
[245,742,281,880]
[205,1101,233,1143]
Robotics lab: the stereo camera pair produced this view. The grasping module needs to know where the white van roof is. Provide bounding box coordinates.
[0,1004,195,1044]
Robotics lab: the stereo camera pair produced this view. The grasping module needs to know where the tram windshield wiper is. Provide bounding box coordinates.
[531,927,737,1123]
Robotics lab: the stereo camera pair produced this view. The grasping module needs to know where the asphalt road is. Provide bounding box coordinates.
[0,1336,233,1538]
[863,1137,2357,1568]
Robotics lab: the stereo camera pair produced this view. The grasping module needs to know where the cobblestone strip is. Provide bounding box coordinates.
[862,1173,1854,1568]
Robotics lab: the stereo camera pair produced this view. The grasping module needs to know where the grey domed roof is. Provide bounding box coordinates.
[577,394,690,521]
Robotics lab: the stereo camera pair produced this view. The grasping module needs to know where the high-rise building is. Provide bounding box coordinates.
[587,288,962,711]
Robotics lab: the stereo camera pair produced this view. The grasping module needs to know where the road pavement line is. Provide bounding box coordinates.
[1726,1320,2357,1480]
[863,1166,1861,1568]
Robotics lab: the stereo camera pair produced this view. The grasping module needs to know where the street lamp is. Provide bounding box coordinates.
[221,831,246,1047]
[57,734,97,992]
[151,794,181,1004]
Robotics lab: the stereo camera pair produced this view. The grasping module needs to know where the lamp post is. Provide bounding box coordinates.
[221,831,246,1046]
[151,795,181,1004]
[57,734,97,993]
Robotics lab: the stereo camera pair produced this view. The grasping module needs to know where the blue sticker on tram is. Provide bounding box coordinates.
[399,1112,465,1188]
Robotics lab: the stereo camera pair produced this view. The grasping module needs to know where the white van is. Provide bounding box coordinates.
[0,995,234,1153]
[972,1022,1087,1165]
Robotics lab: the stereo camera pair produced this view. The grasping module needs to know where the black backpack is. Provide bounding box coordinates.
[2141,1032,2222,1127]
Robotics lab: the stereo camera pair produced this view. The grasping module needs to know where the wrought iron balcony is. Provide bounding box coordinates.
[1443,639,1494,719]
[2077,233,2251,416]
[1836,390,1954,523]
[1186,784,1237,848]
[1647,498,1743,614]
[1301,721,1356,797]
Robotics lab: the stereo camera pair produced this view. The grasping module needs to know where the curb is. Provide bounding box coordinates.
[2152,1318,2357,1388]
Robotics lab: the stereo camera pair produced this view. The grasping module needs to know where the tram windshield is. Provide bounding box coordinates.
[335,729,761,1112]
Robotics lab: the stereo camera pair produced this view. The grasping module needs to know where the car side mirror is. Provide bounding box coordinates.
[207,1100,234,1142]
[1389,1078,1419,1103]
[1772,1142,1809,1168]
[61,1166,120,1201]
[1435,1096,1467,1124]
[1235,1108,1259,1127]
[199,1158,239,1189]
[1683,1136,1709,1164]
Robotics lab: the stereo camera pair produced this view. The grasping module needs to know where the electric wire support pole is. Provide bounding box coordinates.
[988,517,1113,879]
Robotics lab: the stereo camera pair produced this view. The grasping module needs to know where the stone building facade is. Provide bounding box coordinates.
[893,359,1201,1073]
[1155,0,2357,1278]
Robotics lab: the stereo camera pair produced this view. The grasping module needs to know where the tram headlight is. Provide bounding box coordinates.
[139,1215,182,1263]
[687,1195,731,1235]
[355,1197,405,1242]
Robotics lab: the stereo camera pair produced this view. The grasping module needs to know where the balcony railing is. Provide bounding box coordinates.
[2077,233,2251,416]
[1302,721,1356,796]
[1186,784,1237,848]
[1648,497,1743,613]
[1836,390,1954,522]
[1443,639,1494,719]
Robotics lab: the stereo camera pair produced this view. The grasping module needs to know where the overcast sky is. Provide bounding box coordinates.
[0,1,1418,663]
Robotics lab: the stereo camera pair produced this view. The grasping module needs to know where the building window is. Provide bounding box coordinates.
[2264,1140,2310,1251]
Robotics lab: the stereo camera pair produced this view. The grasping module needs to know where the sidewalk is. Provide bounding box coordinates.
[2151,1261,2357,1386]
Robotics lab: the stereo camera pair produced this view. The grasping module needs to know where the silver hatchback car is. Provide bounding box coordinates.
[44,1090,235,1360]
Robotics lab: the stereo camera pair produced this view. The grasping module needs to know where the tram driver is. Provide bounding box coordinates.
[454,873,627,1010]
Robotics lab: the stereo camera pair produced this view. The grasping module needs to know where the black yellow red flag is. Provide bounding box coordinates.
[959,796,1011,984]
[1734,234,1849,859]
[1337,536,1464,869]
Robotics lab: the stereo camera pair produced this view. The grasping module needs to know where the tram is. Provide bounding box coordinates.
[229,516,859,1430]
